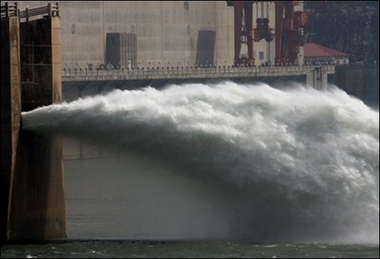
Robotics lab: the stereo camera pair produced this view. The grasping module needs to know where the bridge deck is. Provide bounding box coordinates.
[62,65,335,82]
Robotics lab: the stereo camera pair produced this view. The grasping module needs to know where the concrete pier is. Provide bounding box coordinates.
[306,66,329,91]
[1,3,66,242]
[1,9,22,244]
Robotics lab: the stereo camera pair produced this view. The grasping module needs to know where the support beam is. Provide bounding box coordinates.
[274,2,284,65]
[306,66,328,90]
[1,14,22,244]
[244,3,254,67]
[233,2,243,66]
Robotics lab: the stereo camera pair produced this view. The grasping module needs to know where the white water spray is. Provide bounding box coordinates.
[22,81,379,243]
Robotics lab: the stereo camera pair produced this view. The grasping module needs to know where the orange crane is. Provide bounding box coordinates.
[226,1,327,67]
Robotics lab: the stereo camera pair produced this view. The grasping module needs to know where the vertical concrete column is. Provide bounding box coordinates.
[8,15,66,241]
[51,16,62,103]
[298,46,304,66]
[321,67,328,90]
[45,15,66,240]
[306,69,314,88]
[306,66,327,90]
[1,16,21,243]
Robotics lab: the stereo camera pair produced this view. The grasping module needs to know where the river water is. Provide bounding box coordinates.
[2,240,379,258]
[2,81,379,257]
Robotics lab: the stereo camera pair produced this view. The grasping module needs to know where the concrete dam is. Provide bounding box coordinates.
[1,1,378,243]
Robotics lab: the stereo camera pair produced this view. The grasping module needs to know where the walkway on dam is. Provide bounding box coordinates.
[62,65,336,82]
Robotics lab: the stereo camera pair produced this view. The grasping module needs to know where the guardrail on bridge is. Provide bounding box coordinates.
[62,65,335,82]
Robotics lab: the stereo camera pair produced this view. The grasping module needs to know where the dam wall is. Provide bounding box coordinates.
[5,1,278,68]
[335,64,379,109]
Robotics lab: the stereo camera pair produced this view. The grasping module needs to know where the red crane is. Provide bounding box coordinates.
[226,1,327,67]
[226,1,256,67]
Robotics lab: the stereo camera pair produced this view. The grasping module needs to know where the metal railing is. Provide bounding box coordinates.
[62,65,336,81]
[1,2,18,18]
[1,2,59,20]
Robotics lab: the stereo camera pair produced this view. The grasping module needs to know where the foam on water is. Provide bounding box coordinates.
[22,81,379,244]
